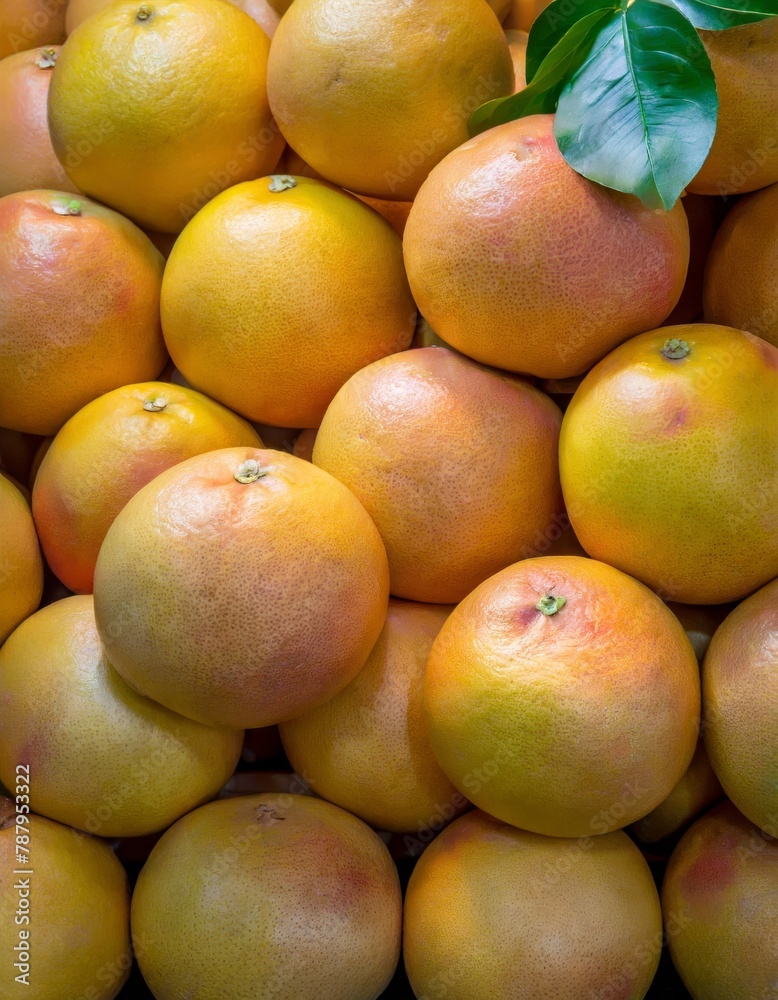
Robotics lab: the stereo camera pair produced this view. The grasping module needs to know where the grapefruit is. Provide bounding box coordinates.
[66,0,281,36]
[266,0,513,200]
[403,115,690,378]
[48,0,284,232]
[0,190,166,435]
[504,0,552,31]
[0,800,130,999]
[665,193,720,326]
[689,19,778,196]
[0,46,77,197]
[506,28,528,91]
[131,793,402,999]
[0,0,66,60]
[702,577,778,834]
[0,596,243,837]
[93,448,390,728]
[423,556,700,837]
[560,323,778,604]
[280,599,462,833]
[313,347,563,603]
[32,381,261,594]
[404,809,662,1000]
[0,474,43,644]
[703,182,778,348]
[630,602,729,844]
[662,801,778,999]
[161,176,416,428]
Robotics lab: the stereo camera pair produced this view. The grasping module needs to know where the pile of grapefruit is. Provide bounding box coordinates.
[0,1,776,998]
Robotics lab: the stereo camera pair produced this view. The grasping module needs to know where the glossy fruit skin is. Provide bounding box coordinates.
[702,577,778,834]
[0,190,166,435]
[313,347,563,603]
[0,0,66,60]
[0,804,131,1000]
[689,19,778,196]
[662,801,778,1000]
[560,323,778,604]
[48,0,284,233]
[0,46,77,198]
[404,810,662,1000]
[423,555,700,838]
[0,596,244,837]
[131,793,402,1000]
[0,475,43,644]
[266,0,514,200]
[703,183,778,348]
[94,448,390,729]
[32,381,261,594]
[66,0,280,36]
[403,115,689,379]
[161,176,416,428]
[280,599,462,833]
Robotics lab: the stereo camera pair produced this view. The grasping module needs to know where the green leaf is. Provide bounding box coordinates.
[656,0,778,30]
[526,0,618,82]
[554,0,718,210]
[469,8,612,135]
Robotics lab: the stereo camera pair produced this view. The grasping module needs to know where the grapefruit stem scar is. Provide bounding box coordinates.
[234,458,268,483]
[52,199,82,216]
[268,175,297,192]
[143,396,168,411]
[136,4,154,21]
[36,49,58,69]
[536,594,567,615]
[661,338,690,360]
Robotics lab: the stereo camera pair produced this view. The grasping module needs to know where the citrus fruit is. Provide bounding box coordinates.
[277,147,414,235]
[0,46,77,197]
[689,18,778,196]
[93,448,390,729]
[0,190,166,435]
[703,182,778,348]
[423,555,700,837]
[665,193,720,326]
[403,115,690,378]
[504,0,552,31]
[560,323,778,604]
[266,0,513,200]
[630,602,728,845]
[66,0,281,36]
[280,599,462,833]
[404,809,662,1000]
[292,428,317,462]
[488,0,512,20]
[32,381,261,594]
[662,801,778,999]
[0,800,130,1000]
[0,596,244,837]
[313,347,563,603]
[0,0,66,60]
[131,793,402,1000]
[0,474,43,644]
[48,0,284,232]
[505,28,528,90]
[702,577,778,834]
[630,741,723,847]
[161,175,416,428]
